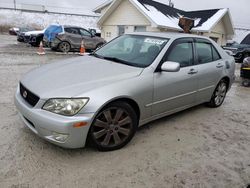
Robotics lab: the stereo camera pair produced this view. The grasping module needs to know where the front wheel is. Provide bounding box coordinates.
[89,102,138,151]
[207,80,228,108]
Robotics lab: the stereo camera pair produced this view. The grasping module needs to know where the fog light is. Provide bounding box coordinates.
[52,132,69,142]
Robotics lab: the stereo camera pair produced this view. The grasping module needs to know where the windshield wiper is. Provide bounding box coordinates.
[102,56,133,66]
[89,52,104,59]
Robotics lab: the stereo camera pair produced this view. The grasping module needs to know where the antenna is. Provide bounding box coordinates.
[169,0,174,7]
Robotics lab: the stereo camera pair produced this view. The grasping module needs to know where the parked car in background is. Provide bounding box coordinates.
[223,44,250,63]
[16,27,35,42]
[29,33,44,47]
[9,27,19,35]
[17,29,44,43]
[43,24,106,53]
[223,35,250,63]
[15,33,235,151]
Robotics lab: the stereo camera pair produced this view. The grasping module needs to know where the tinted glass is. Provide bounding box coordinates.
[212,46,221,61]
[167,42,193,67]
[65,28,79,35]
[196,42,213,64]
[79,29,92,37]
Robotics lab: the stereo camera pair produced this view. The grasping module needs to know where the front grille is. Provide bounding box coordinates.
[20,83,40,107]
[23,35,30,42]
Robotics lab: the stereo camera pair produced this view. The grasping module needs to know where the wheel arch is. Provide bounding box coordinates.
[220,76,230,91]
[97,97,141,122]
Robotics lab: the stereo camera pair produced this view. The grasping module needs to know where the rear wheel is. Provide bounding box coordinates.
[207,79,228,107]
[89,102,137,151]
[58,41,71,53]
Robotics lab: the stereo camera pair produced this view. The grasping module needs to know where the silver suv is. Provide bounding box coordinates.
[15,33,235,151]
[44,25,106,52]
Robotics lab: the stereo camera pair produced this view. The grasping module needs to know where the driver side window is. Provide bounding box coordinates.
[166,42,194,67]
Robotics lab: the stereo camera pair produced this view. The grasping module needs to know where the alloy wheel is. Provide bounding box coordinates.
[59,42,70,53]
[92,107,133,147]
[214,82,227,106]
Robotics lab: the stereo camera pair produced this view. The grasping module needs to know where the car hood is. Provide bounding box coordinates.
[24,30,45,36]
[21,55,143,99]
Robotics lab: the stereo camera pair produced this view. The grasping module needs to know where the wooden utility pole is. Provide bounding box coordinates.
[13,0,16,10]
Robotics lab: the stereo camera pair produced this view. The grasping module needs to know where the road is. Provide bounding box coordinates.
[0,34,249,188]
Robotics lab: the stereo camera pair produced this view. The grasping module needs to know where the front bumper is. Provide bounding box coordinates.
[14,89,94,148]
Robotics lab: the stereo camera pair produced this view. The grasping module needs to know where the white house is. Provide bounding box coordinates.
[94,0,234,45]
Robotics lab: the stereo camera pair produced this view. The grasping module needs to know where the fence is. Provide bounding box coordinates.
[0,2,99,17]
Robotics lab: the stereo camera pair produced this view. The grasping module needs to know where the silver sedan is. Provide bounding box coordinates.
[15,32,235,151]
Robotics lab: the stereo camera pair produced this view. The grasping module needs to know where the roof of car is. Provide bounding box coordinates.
[126,32,211,40]
[63,25,86,29]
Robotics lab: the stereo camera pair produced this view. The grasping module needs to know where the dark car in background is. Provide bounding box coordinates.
[9,27,19,35]
[17,29,44,43]
[223,33,250,63]
[223,44,250,63]
[43,24,106,53]
[29,33,44,47]
[16,27,35,42]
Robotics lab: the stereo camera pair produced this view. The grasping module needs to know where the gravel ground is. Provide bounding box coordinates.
[0,34,249,188]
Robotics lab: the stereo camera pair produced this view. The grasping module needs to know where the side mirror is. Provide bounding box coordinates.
[161,61,180,72]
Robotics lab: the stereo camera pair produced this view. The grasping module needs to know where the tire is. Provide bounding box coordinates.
[207,79,228,108]
[242,79,250,87]
[241,53,249,63]
[58,41,71,53]
[89,101,138,151]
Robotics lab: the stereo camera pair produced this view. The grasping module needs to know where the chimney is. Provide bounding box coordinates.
[178,17,194,33]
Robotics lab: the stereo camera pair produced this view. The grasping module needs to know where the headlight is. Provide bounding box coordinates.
[42,98,89,116]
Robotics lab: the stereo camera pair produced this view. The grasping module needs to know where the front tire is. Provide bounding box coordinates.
[207,79,228,108]
[89,102,138,151]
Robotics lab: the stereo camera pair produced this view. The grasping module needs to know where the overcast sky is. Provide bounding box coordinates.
[1,0,249,28]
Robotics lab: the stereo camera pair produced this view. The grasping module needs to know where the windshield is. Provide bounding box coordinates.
[94,35,169,68]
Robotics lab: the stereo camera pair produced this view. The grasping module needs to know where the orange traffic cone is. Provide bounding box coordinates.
[79,40,86,56]
[37,41,45,55]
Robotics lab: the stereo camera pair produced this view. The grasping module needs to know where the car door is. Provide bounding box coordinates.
[152,38,199,116]
[79,28,94,49]
[193,38,225,103]
[64,28,82,48]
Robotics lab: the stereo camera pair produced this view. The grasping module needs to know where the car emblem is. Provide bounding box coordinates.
[23,91,28,98]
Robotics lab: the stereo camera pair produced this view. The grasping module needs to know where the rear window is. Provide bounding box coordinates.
[44,25,63,42]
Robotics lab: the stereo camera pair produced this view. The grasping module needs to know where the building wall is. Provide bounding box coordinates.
[101,0,151,41]
[203,19,227,45]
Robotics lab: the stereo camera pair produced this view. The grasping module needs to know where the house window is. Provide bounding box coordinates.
[106,32,111,38]
[118,26,125,36]
[134,26,146,32]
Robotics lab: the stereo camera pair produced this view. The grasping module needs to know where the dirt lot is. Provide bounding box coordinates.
[0,34,249,188]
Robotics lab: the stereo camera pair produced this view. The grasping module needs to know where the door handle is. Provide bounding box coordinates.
[188,69,198,75]
[216,63,224,68]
